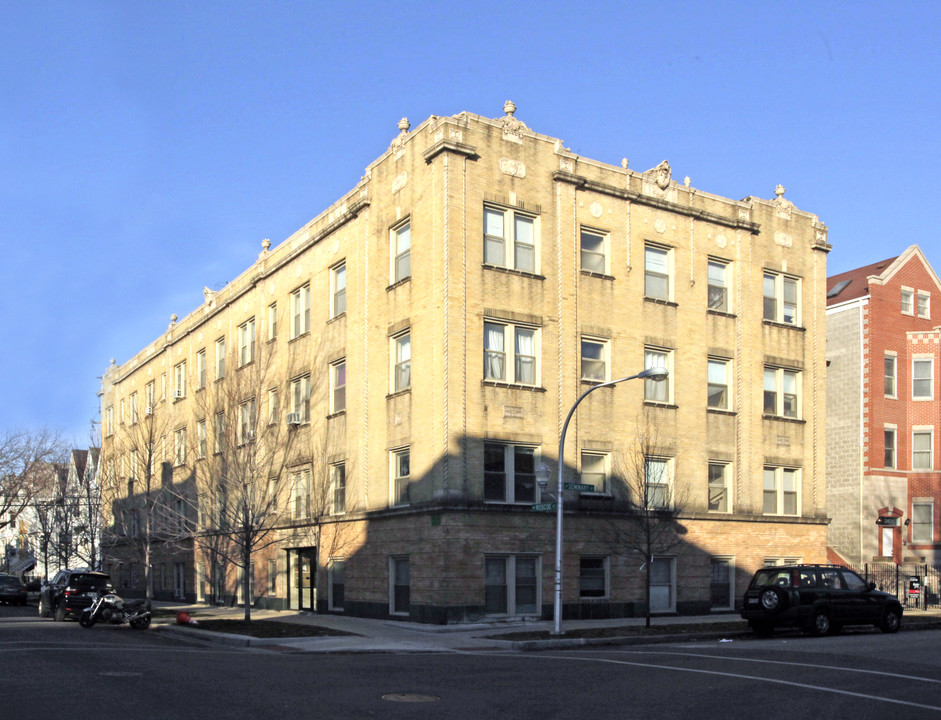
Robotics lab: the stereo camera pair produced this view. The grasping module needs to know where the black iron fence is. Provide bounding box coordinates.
[840,561,941,610]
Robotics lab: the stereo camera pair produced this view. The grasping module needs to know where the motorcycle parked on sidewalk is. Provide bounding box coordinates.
[79,591,152,630]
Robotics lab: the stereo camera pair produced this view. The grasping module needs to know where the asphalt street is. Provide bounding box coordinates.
[3,603,941,719]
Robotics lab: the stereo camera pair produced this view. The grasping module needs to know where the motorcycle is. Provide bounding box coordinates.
[79,591,152,630]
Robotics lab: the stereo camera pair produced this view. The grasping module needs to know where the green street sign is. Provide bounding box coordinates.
[531,503,557,512]
[564,482,594,492]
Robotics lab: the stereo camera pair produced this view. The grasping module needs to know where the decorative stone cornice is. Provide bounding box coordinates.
[422,138,478,163]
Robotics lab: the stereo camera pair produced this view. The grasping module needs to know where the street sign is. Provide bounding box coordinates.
[532,503,557,512]
[564,482,594,492]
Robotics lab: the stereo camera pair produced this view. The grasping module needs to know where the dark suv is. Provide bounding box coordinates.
[39,570,113,621]
[741,564,902,637]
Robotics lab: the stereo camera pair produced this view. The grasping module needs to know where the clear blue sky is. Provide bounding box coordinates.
[2,1,938,445]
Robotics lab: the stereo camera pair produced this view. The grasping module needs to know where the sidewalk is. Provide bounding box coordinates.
[151,601,941,653]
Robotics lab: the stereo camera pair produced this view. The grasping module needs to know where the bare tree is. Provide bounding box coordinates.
[71,446,103,572]
[0,428,63,535]
[603,411,688,627]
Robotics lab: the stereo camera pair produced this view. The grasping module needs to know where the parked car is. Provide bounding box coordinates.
[741,564,903,637]
[0,574,27,605]
[38,570,114,621]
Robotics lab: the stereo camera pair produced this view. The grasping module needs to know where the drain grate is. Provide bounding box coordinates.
[381,693,439,703]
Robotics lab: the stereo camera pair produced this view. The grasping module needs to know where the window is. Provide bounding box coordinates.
[902,288,914,314]
[196,350,206,389]
[290,374,311,423]
[268,303,277,341]
[266,477,279,513]
[328,559,345,611]
[763,271,799,325]
[197,420,207,459]
[644,348,671,403]
[884,427,896,469]
[649,557,676,613]
[763,466,799,515]
[483,206,536,273]
[129,391,138,424]
[238,318,255,367]
[580,228,607,274]
[708,462,730,512]
[214,413,225,454]
[391,222,410,283]
[215,338,226,380]
[331,360,346,413]
[291,284,310,338]
[161,372,167,400]
[913,430,933,470]
[581,337,608,382]
[885,354,897,397]
[390,556,410,615]
[293,469,310,519]
[332,463,346,515]
[238,398,256,444]
[484,443,536,504]
[174,428,186,466]
[268,559,278,595]
[917,291,930,318]
[644,244,671,300]
[707,259,730,312]
[913,358,933,399]
[912,502,933,544]
[268,388,278,425]
[391,448,410,506]
[579,557,608,599]
[332,262,346,317]
[710,558,734,609]
[707,358,730,410]
[484,555,538,616]
[764,366,800,418]
[145,381,155,413]
[393,331,411,392]
[105,406,113,436]
[645,457,672,509]
[580,451,608,494]
[484,321,538,386]
[173,362,186,399]
[120,398,125,424]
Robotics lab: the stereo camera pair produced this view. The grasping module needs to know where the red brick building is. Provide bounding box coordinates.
[827,245,941,565]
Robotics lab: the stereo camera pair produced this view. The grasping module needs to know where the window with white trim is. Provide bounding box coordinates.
[707,258,730,312]
[129,391,138,424]
[290,374,310,423]
[885,354,897,397]
[580,337,608,382]
[391,221,410,284]
[644,347,671,403]
[763,466,799,515]
[391,448,410,506]
[912,501,933,544]
[332,261,346,317]
[484,321,538,386]
[392,331,411,392]
[330,360,346,414]
[579,557,608,599]
[707,358,730,410]
[145,381,154,413]
[884,427,896,469]
[174,427,187,466]
[105,406,113,436]
[913,358,933,399]
[484,443,537,504]
[196,350,206,390]
[580,227,608,274]
[238,318,255,367]
[332,462,346,515]
[214,413,224,454]
[764,366,800,418]
[649,557,676,613]
[913,429,934,470]
[268,302,277,341]
[293,468,310,519]
[901,287,914,315]
[197,420,207,459]
[290,284,310,338]
[484,555,539,616]
[238,398,256,445]
[216,338,226,380]
[917,291,930,319]
[173,362,186,399]
[580,451,608,494]
[763,271,800,325]
[483,205,536,273]
[644,244,671,301]
[268,388,278,425]
[708,461,730,512]
[644,457,672,509]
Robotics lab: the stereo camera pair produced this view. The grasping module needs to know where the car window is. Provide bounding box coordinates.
[840,570,868,591]
[819,570,844,590]
[752,569,792,588]
[72,575,112,591]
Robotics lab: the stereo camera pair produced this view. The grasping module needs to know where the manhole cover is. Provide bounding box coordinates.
[381,693,439,703]
[99,671,142,677]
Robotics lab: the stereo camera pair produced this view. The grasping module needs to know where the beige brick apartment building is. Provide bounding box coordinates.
[99,103,830,622]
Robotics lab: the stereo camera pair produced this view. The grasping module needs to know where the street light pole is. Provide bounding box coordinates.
[548,366,669,636]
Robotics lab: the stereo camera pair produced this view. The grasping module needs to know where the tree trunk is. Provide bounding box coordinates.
[243,533,252,623]
[645,555,652,628]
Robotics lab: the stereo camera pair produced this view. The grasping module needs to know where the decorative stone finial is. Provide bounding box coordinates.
[621,158,629,169]
[684,176,691,187]
[397,117,410,133]
[391,118,411,152]
[775,184,786,199]
[504,100,517,117]
[262,238,271,251]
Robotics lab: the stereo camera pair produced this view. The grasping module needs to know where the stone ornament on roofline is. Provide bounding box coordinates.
[501,100,528,142]
[772,184,795,219]
[391,117,410,154]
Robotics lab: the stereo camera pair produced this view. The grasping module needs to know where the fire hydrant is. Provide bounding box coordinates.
[176,611,198,625]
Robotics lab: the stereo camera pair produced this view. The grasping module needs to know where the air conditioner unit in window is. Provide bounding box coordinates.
[145,406,154,416]
[174,389,184,399]
[286,412,300,426]
[246,430,256,441]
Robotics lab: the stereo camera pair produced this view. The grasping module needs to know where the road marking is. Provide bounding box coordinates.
[483,652,941,712]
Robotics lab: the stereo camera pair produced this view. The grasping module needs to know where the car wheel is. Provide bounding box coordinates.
[759,587,788,613]
[38,598,48,617]
[55,603,66,622]
[880,607,901,634]
[748,620,774,638]
[808,609,830,636]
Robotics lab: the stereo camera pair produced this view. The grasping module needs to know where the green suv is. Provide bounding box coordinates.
[741,564,903,637]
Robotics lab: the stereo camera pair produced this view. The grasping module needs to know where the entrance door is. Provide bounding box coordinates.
[882,526,894,558]
[288,548,316,611]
